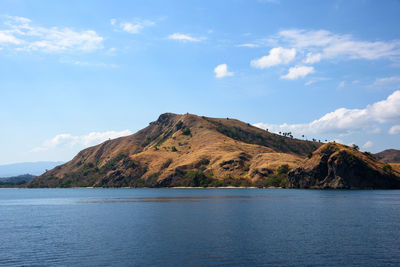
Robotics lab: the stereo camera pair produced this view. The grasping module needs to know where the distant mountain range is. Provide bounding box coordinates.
[0,161,63,178]
[28,113,400,189]
[0,174,36,187]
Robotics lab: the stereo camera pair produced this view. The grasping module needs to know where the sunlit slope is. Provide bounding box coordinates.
[28,113,321,187]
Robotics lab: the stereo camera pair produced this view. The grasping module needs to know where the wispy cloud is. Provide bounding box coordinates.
[247,29,400,80]
[214,64,234,78]
[111,18,155,34]
[254,90,400,136]
[31,130,132,152]
[59,58,118,68]
[389,125,400,135]
[303,52,321,64]
[0,16,103,52]
[304,77,330,86]
[168,33,204,42]
[372,76,400,87]
[237,43,259,48]
[276,29,400,61]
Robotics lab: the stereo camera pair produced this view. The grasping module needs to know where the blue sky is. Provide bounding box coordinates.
[1,0,400,164]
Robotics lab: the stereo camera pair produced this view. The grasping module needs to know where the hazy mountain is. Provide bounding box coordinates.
[0,161,64,178]
[0,174,36,186]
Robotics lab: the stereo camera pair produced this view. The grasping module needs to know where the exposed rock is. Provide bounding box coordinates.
[288,143,400,189]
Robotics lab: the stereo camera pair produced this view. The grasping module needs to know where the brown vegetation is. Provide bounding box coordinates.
[28,113,400,188]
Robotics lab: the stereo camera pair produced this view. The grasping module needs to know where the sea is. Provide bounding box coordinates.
[0,188,400,266]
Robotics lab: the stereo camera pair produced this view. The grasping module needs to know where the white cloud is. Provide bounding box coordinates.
[362,141,373,149]
[254,90,400,136]
[251,47,296,68]
[237,43,259,48]
[389,125,400,135]
[281,65,314,80]
[0,31,22,44]
[168,33,203,42]
[373,76,400,87]
[31,130,132,152]
[276,29,400,61]
[111,19,155,34]
[338,81,345,88]
[304,77,330,86]
[59,58,118,68]
[214,64,233,78]
[0,16,103,52]
[303,52,321,64]
[120,20,155,34]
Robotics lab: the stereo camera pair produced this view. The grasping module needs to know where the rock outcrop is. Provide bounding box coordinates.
[288,143,400,189]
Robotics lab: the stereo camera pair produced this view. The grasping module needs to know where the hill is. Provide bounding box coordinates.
[28,113,321,188]
[288,143,400,189]
[28,113,400,189]
[0,174,36,187]
[0,161,63,177]
[374,149,400,163]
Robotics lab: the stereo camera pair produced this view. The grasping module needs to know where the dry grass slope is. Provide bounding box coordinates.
[29,113,398,188]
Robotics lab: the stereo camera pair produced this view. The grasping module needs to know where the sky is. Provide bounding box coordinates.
[0,0,400,165]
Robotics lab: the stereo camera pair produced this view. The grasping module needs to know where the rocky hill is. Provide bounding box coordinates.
[288,143,400,189]
[28,113,400,189]
[28,113,320,188]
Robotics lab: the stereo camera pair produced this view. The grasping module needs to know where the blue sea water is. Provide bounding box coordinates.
[0,188,400,266]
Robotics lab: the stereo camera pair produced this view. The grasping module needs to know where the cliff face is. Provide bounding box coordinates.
[288,143,400,189]
[28,113,320,188]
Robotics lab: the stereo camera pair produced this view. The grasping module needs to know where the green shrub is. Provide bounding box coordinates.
[277,164,290,175]
[186,170,212,187]
[171,146,178,152]
[175,121,184,130]
[383,164,392,173]
[182,127,191,136]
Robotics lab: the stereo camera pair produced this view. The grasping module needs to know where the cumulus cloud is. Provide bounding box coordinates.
[31,130,132,152]
[281,65,314,80]
[253,90,400,136]
[111,18,155,34]
[389,125,400,135]
[168,33,204,42]
[214,64,233,78]
[250,47,296,68]
[0,16,103,52]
